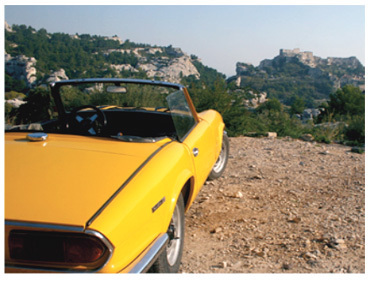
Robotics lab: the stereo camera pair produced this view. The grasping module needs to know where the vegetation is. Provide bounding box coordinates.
[5,24,150,82]
[318,85,365,146]
[11,87,52,125]
[235,56,364,109]
[5,24,365,147]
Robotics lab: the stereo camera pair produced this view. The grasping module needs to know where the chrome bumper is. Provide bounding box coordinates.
[128,233,169,273]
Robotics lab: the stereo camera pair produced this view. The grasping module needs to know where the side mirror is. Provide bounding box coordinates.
[106,86,127,93]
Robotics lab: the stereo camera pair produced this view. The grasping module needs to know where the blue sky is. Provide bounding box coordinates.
[3,3,366,77]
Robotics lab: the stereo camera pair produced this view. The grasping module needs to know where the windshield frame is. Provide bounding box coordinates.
[50,78,198,120]
[47,78,200,141]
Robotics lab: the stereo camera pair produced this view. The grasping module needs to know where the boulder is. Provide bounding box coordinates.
[45,69,69,83]
[301,134,314,142]
[267,132,277,138]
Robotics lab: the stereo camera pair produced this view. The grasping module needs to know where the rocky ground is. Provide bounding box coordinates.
[180,136,365,273]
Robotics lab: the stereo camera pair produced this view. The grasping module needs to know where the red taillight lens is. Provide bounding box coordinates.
[9,230,107,266]
[64,236,105,263]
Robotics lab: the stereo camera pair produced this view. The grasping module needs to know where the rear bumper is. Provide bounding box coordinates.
[121,233,169,273]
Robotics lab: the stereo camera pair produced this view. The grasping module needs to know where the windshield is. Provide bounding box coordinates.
[59,83,172,112]
[6,80,197,142]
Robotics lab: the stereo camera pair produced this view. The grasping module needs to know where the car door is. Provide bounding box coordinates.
[182,118,216,191]
[166,89,217,192]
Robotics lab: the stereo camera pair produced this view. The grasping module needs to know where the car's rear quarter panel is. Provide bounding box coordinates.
[89,141,195,272]
[92,107,225,272]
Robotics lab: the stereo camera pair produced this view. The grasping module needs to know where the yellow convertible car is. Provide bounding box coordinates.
[5,78,229,273]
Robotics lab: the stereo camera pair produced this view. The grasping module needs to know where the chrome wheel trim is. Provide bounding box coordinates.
[212,142,227,174]
[166,204,182,266]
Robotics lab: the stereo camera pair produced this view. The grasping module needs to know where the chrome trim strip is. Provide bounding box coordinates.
[129,233,169,273]
[85,229,115,271]
[152,197,166,213]
[86,141,173,227]
[5,220,84,232]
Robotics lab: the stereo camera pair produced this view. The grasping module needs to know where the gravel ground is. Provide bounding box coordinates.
[179,136,365,274]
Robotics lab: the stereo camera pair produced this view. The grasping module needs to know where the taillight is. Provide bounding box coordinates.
[64,236,105,263]
[9,230,108,267]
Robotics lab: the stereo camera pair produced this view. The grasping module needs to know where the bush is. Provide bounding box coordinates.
[327,85,364,117]
[15,87,52,124]
[344,115,365,146]
[5,91,26,100]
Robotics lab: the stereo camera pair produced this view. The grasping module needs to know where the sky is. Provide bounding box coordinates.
[2,1,366,77]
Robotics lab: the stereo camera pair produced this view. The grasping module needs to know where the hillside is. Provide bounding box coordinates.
[181,136,365,273]
[228,48,365,107]
[4,23,365,146]
[5,23,224,92]
[6,23,364,107]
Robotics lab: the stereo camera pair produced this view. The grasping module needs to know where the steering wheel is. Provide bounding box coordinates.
[69,105,107,136]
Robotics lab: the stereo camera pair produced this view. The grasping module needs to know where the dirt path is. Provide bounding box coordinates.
[180,136,365,273]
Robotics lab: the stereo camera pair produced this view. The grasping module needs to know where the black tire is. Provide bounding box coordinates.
[148,193,185,273]
[208,132,229,180]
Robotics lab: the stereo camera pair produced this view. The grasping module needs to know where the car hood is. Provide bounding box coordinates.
[5,132,170,228]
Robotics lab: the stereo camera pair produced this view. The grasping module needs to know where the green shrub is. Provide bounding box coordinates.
[344,115,365,146]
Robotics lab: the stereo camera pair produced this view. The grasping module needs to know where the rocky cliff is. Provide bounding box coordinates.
[229,48,364,105]
[102,45,200,82]
[257,48,364,91]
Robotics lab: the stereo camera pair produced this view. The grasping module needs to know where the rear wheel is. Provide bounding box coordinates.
[208,132,229,180]
[148,193,185,273]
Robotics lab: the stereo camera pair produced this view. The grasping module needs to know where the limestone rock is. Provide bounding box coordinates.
[45,69,69,83]
[5,53,37,86]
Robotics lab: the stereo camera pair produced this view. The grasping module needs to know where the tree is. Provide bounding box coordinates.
[5,74,28,93]
[256,98,282,115]
[327,85,364,117]
[187,78,249,136]
[289,95,305,115]
[15,87,52,124]
[320,85,365,146]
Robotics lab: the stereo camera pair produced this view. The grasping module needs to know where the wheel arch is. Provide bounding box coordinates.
[180,177,195,213]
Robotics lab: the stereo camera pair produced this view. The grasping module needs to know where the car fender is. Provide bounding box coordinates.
[88,141,195,272]
[198,110,225,161]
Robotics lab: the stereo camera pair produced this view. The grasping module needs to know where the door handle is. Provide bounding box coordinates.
[193,148,199,157]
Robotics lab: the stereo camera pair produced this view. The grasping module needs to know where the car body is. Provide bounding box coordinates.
[5,78,229,273]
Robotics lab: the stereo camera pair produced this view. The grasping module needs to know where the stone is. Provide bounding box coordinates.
[5,98,26,108]
[302,252,318,260]
[252,249,267,258]
[327,238,347,250]
[288,217,302,223]
[233,191,243,198]
[211,227,223,234]
[301,134,314,142]
[199,197,210,203]
[252,175,263,180]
